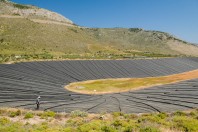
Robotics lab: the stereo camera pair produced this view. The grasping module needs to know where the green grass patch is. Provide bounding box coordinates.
[66,70,198,94]
[24,112,34,119]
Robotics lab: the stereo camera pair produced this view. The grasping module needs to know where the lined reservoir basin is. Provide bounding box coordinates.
[0,58,198,113]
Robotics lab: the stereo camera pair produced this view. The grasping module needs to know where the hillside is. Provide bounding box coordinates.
[0,0,73,25]
[0,0,198,63]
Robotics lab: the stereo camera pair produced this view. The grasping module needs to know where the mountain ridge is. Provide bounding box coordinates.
[0,0,74,25]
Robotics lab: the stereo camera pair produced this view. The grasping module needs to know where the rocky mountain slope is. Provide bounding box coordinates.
[0,0,198,62]
[0,0,73,25]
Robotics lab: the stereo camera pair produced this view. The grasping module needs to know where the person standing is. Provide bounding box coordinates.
[36,96,41,110]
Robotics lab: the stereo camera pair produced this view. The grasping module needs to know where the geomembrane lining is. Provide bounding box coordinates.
[0,57,198,113]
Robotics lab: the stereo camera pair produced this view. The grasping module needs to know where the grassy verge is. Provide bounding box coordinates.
[66,70,198,94]
[0,108,198,132]
[0,52,178,64]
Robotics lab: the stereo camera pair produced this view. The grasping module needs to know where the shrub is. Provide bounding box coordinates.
[123,126,134,132]
[173,116,198,132]
[189,111,196,117]
[69,28,78,33]
[0,117,10,125]
[13,13,20,16]
[66,119,84,127]
[139,112,169,125]
[157,112,168,119]
[138,114,168,126]
[45,111,55,117]
[0,122,25,132]
[35,122,49,131]
[10,112,17,118]
[137,118,145,123]
[101,125,116,132]
[24,112,34,119]
[173,111,186,116]
[0,0,8,2]
[112,120,122,127]
[112,112,124,118]
[128,28,143,32]
[40,111,56,118]
[128,114,138,119]
[77,120,101,132]
[9,110,21,117]
[39,53,53,59]
[70,110,88,118]
[139,126,160,132]
[64,127,76,132]
[4,57,9,62]
[13,3,30,9]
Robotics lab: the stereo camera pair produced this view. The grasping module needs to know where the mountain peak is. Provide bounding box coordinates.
[0,0,73,25]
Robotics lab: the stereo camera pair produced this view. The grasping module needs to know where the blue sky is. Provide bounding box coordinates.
[11,0,198,43]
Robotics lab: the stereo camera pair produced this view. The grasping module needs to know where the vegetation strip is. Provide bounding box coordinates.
[66,69,198,94]
[0,108,198,132]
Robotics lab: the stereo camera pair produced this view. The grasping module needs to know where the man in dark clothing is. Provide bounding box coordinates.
[36,96,41,110]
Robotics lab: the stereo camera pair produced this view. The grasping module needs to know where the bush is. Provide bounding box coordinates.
[35,122,49,131]
[39,53,53,59]
[157,112,168,119]
[128,28,143,32]
[101,125,116,132]
[77,120,101,132]
[66,119,84,127]
[189,111,196,117]
[112,112,124,118]
[70,110,88,118]
[64,127,76,132]
[0,117,10,125]
[173,111,186,116]
[69,28,78,33]
[0,0,7,2]
[112,120,122,127]
[13,3,30,9]
[9,110,21,117]
[0,122,25,132]
[123,126,134,132]
[24,112,34,119]
[140,126,160,132]
[173,116,198,132]
[40,111,56,119]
